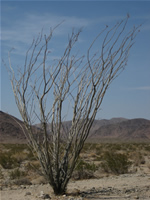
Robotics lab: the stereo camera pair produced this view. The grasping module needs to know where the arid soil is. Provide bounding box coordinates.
[1,172,150,200]
[1,142,150,200]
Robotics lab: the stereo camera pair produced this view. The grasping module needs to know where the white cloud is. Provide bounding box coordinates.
[1,13,92,59]
[1,12,127,45]
[126,86,150,91]
[1,13,91,45]
[2,12,140,59]
[135,86,150,91]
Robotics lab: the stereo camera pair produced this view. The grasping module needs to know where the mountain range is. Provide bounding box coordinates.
[0,111,150,143]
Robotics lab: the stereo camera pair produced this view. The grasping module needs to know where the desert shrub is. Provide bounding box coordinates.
[131,152,145,166]
[13,178,32,185]
[12,152,29,163]
[95,145,103,155]
[144,145,150,152]
[82,143,98,154]
[3,144,27,154]
[72,169,96,180]
[73,159,98,180]
[110,144,122,151]
[25,161,41,172]
[75,159,98,172]
[147,164,150,170]
[101,152,132,175]
[27,149,35,160]
[9,168,26,180]
[0,153,19,169]
[0,168,3,179]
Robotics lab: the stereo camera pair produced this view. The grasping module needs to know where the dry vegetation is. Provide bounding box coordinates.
[0,142,150,187]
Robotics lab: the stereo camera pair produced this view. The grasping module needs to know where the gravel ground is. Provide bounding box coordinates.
[1,172,150,200]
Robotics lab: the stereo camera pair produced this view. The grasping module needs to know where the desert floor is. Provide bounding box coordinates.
[1,143,150,200]
[1,171,150,200]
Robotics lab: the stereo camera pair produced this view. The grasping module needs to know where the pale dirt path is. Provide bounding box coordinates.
[1,173,150,200]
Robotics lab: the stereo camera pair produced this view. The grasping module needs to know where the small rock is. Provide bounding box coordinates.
[20,185,26,189]
[43,194,51,199]
[125,195,131,198]
[67,198,82,200]
[67,188,81,196]
[25,192,31,196]
[38,191,51,199]
[31,176,47,185]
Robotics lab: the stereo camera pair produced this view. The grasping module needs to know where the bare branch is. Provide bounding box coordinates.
[6,16,141,195]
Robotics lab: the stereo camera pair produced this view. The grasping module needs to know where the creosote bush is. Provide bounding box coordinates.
[101,152,132,175]
[72,159,98,180]
[75,159,98,172]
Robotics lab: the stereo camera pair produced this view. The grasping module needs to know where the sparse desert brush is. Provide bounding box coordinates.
[3,144,27,154]
[25,161,41,172]
[144,144,150,152]
[75,158,98,172]
[147,163,150,170]
[101,151,132,175]
[0,153,19,169]
[27,150,36,160]
[12,152,29,163]
[110,144,123,151]
[13,177,32,185]
[82,143,98,153]
[73,159,98,180]
[9,168,26,180]
[130,152,145,166]
[72,169,96,180]
[95,144,105,156]
[0,168,3,179]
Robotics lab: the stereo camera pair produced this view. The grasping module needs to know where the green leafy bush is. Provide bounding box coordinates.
[101,152,132,175]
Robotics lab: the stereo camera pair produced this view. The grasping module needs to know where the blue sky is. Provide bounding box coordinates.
[1,1,150,121]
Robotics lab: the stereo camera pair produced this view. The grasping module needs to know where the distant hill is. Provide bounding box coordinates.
[0,111,40,143]
[0,111,150,143]
[91,118,150,142]
[0,111,27,143]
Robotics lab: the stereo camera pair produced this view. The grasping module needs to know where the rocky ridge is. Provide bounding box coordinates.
[0,111,150,143]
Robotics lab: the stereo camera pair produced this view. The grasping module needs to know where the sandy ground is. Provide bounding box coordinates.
[1,172,150,200]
